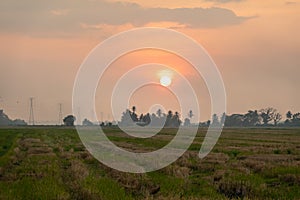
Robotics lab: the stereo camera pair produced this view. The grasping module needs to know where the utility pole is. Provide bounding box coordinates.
[29,97,35,125]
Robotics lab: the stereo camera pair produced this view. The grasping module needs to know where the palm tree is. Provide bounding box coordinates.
[156,109,162,118]
[188,110,194,119]
[132,106,136,114]
[131,106,138,122]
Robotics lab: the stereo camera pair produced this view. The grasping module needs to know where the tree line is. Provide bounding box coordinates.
[206,108,300,127]
[0,110,27,126]
[1,107,299,127]
[117,107,300,128]
[117,106,300,128]
[64,106,300,127]
[119,106,181,128]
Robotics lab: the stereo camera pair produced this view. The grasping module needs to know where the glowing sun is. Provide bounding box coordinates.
[160,75,172,87]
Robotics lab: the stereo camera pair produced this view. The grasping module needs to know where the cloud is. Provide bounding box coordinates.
[0,0,251,35]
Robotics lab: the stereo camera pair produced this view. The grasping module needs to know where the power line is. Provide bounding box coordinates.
[29,97,35,125]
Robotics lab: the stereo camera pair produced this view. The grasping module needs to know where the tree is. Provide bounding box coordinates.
[260,108,283,126]
[172,111,181,127]
[220,112,226,125]
[82,118,93,126]
[292,113,300,120]
[139,114,144,122]
[144,113,151,125]
[188,110,194,119]
[0,110,13,126]
[224,114,243,127]
[165,110,173,127]
[243,110,260,126]
[206,120,211,127]
[0,110,27,126]
[151,113,164,127]
[137,113,151,126]
[259,107,276,125]
[120,109,134,126]
[184,118,191,126]
[164,111,181,128]
[12,119,27,126]
[212,114,219,126]
[273,113,282,126]
[63,115,76,126]
[285,111,293,125]
[156,109,162,118]
[132,106,136,113]
[292,113,300,125]
[286,111,293,120]
[131,106,138,122]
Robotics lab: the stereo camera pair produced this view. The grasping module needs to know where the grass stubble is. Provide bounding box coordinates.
[0,127,299,199]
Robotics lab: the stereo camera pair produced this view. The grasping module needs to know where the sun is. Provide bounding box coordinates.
[160,75,172,87]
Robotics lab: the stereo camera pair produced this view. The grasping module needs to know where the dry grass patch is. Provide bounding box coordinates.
[113,141,154,153]
[246,154,294,163]
[163,165,190,179]
[70,160,89,181]
[106,168,160,196]
[279,174,300,186]
[242,159,266,173]
[27,147,53,155]
[217,179,254,199]
[201,153,229,165]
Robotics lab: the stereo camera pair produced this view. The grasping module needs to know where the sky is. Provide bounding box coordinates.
[0,0,299,124]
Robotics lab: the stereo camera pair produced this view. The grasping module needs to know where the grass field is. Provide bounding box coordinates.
[0,127,300,199]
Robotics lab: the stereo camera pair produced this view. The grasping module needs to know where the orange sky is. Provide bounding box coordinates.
[0,0,299,124]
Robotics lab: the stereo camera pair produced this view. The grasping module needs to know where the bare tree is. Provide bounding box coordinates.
[273,113,282,126]
[292,113,300,124]
[260,107,282,126]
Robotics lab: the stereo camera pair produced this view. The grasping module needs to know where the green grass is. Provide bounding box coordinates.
[0,127,300,199]
[0,129,19,156]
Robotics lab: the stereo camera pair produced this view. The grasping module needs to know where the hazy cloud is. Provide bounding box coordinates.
[0,0,250,35]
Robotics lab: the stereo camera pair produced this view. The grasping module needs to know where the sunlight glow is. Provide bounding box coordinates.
[160,75,172,87]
